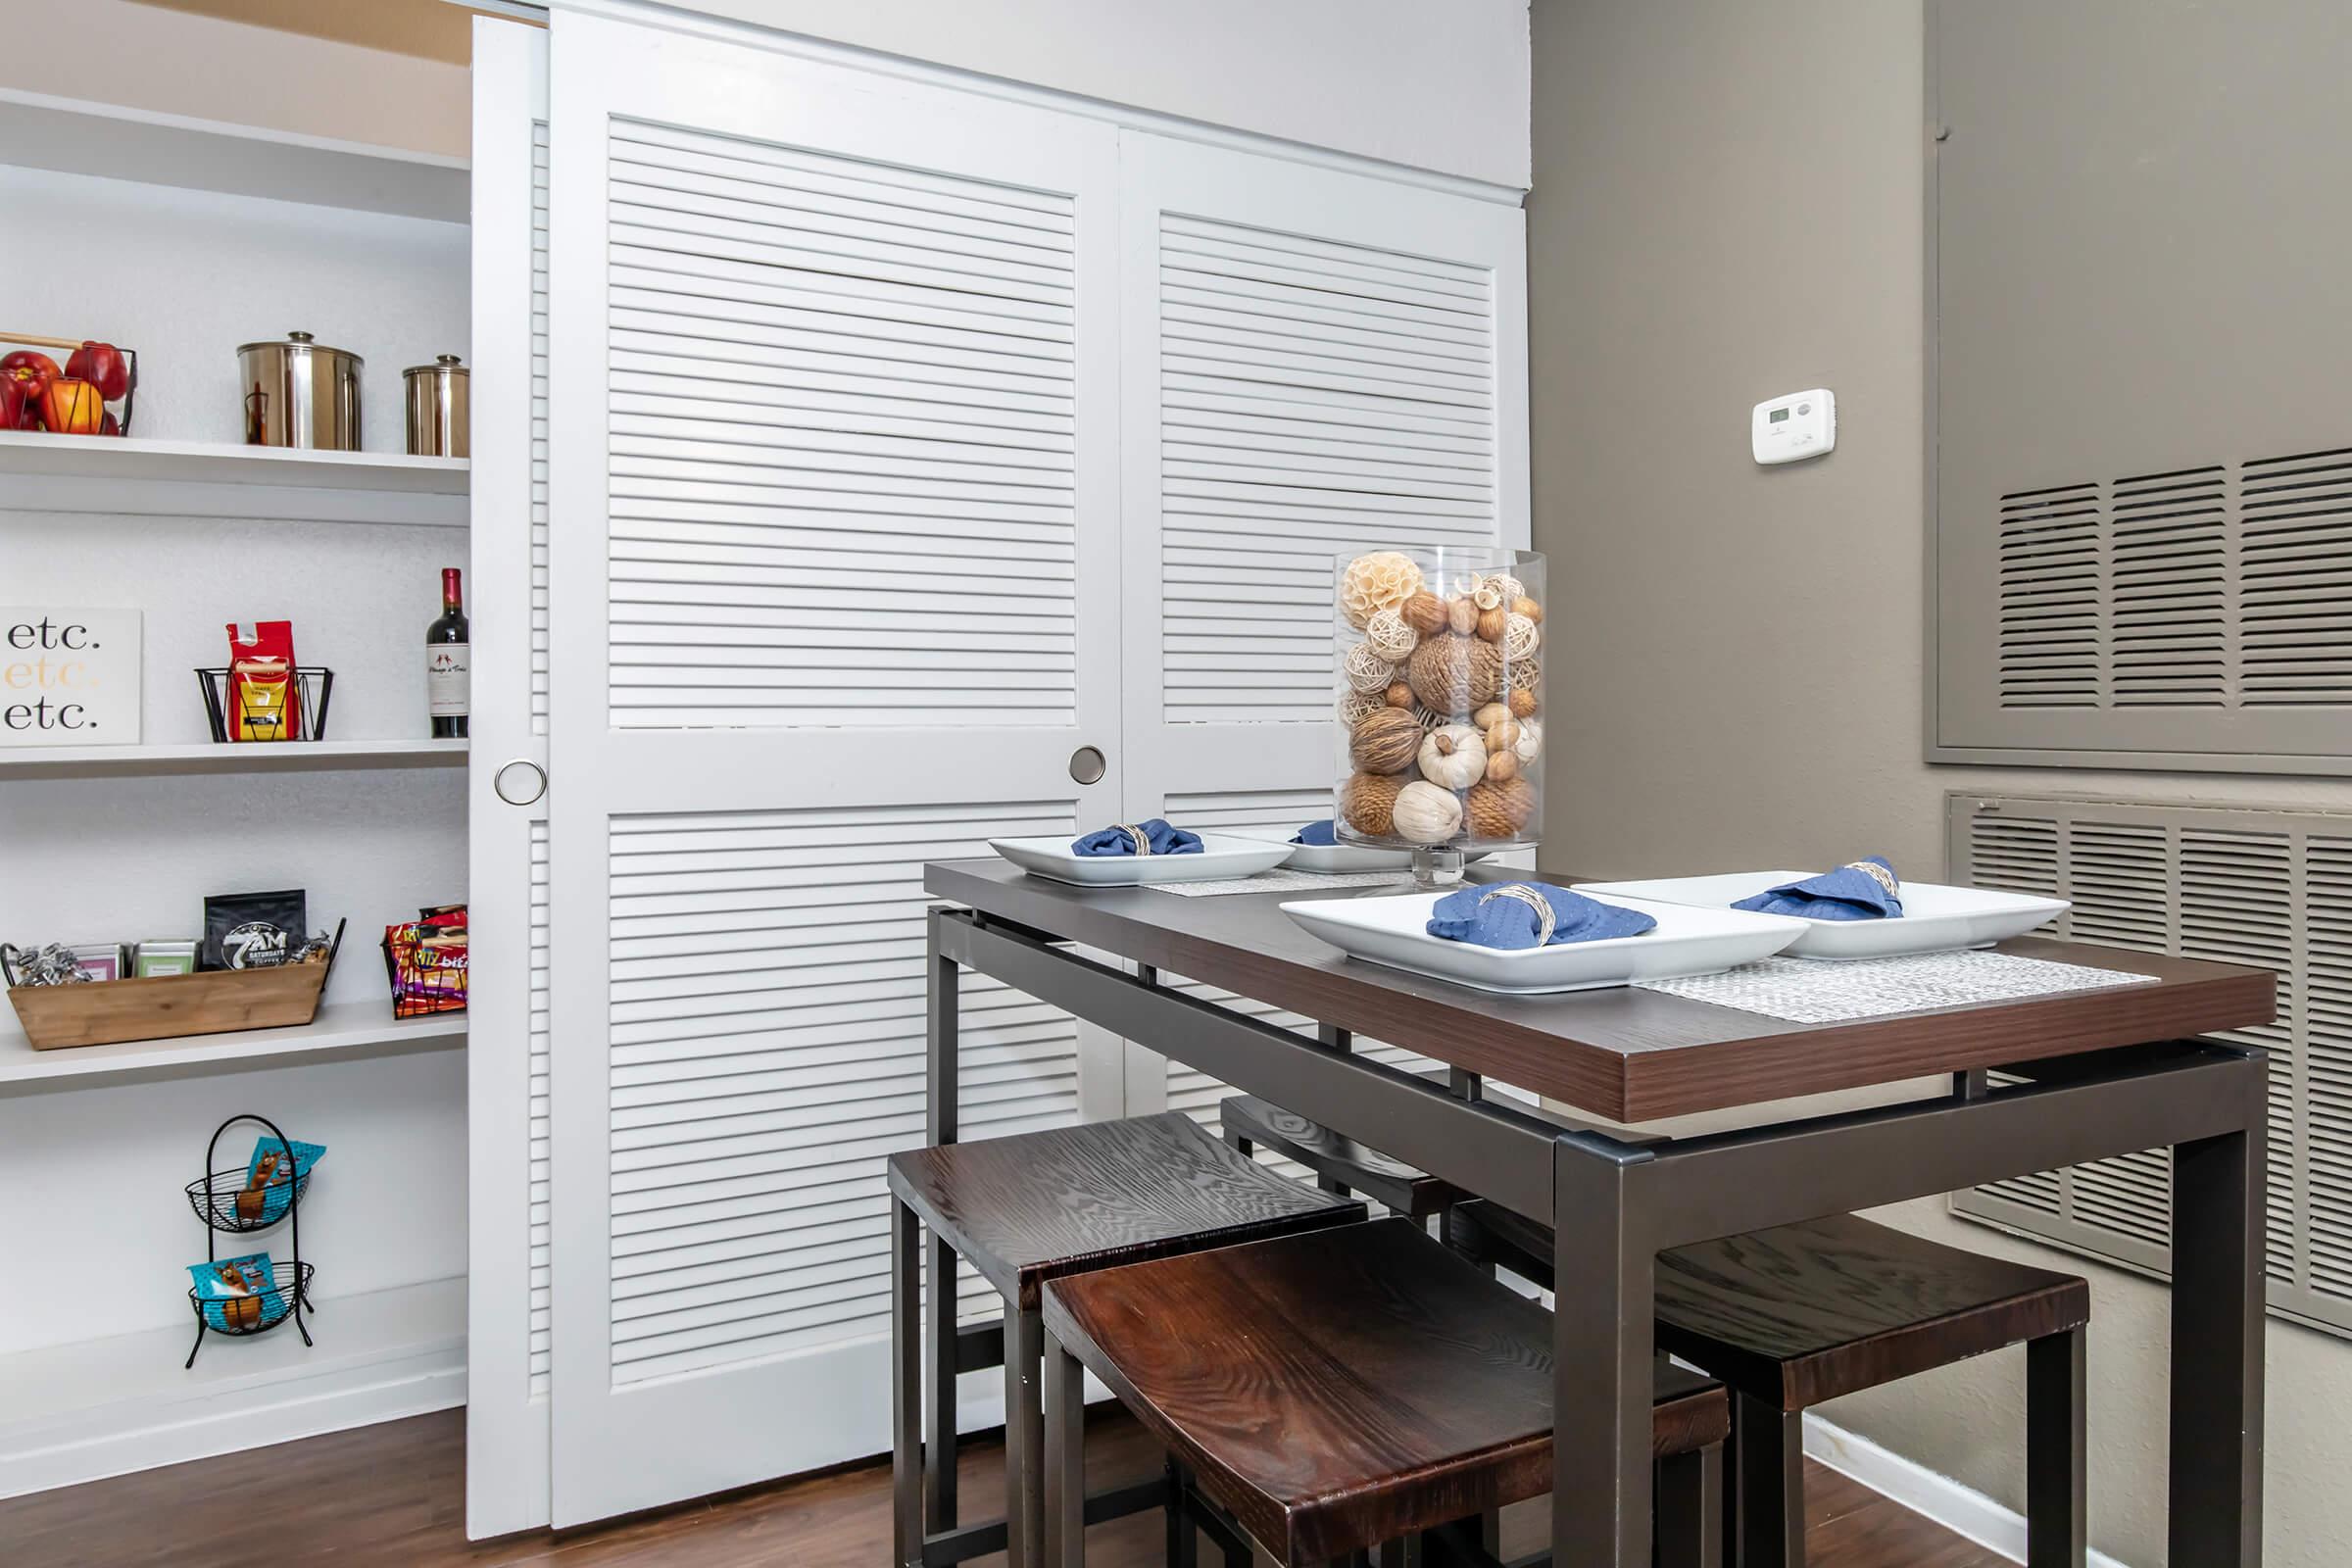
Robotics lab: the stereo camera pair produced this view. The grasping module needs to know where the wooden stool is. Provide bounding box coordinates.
[1446,1201,2091,1568]
[1221,1091,1467,1218]
[1040,1216,1730,1567]
[888,1112,1365,1568]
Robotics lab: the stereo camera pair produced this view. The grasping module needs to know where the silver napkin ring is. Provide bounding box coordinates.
[1478,885,1555,945]
[1120,823,1152,857]
[1843,859,1900,899]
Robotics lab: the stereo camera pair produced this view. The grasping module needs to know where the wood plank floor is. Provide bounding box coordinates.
[0,1407,2008,1567]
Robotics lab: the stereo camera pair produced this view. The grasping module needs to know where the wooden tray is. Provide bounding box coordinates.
[8,962,329,1049]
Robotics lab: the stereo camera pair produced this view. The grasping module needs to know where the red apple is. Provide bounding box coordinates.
[40,376,105,435]
[0,349,60,389]
[65,341,128,402]
[100,410,121,437]
[0,376,23,430]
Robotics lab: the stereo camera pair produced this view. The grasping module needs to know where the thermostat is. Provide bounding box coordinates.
[1752,388,1835,465]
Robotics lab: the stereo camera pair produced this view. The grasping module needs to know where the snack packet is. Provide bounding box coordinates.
[188,1252,278,1332]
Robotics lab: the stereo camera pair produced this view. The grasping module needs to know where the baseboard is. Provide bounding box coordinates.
[0,1277,466,1499]
[1803,1413,2133,1568]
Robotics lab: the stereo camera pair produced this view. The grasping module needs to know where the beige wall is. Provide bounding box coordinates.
[1527,2,2352,1563]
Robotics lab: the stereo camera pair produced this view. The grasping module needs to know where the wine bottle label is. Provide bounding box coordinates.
[427,644,471,717]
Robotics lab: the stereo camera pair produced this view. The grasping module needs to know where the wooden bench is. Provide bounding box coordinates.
[1041,1216,1731,1567]
[888,1112,1365,1568]
[1447,1200,2090,1567]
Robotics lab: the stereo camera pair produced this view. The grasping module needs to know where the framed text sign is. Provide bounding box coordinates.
[1,608,142,747]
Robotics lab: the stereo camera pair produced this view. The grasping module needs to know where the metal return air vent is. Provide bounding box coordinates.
[1993,447,2352,713]
[1948,792,2352,1340]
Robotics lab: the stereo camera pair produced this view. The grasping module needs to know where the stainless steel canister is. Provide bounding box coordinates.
[237,330,362,450]
[403,354,469,458]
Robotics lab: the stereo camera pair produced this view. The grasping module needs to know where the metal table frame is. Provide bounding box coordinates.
[924,906,2266,1567]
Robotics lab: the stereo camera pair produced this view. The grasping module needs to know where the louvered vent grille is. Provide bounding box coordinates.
[604,801,1080,1383]
[603,120,1080,729]
[1156,217,1499,724]
[1993,447,2352,713]
[1949,793,2352,1337]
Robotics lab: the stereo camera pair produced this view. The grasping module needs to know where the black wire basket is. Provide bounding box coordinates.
[194,665,335,743]
[187,1259,314,1342]
[185,1164,313,1233]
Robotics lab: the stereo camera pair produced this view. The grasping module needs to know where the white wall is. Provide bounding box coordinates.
[574,0,1533,187]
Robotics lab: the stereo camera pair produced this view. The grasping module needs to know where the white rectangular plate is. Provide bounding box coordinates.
[1576,871,2070,960]
[991,832,1295,887]
[1241,838,1494,874]
[1279,891,1807,995]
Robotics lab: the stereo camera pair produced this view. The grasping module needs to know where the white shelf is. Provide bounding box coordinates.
[0,432,468,526]
[0,739,467,779]
[0,1003,466,1095]
[0,88,468,224]
[0,1276,465,1499]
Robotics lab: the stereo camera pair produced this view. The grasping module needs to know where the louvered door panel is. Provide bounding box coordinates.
[548,16,1120,1523]
[602,122,1082,731]
[1120,131,1527,806]
[1949,793,2352,1337]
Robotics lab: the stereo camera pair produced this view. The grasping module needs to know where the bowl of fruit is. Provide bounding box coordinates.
[1,333,136,437]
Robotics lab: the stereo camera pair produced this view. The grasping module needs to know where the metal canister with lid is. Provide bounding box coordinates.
[237,330,362,450]
[403,354,469,458]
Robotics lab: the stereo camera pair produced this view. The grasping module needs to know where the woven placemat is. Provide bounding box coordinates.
[1634,950,2156,1024]
[1152,868,1415,898]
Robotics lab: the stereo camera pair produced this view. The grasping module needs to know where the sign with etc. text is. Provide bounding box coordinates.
[1,608,142,747]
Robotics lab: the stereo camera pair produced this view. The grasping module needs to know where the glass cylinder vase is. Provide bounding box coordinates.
[1333,547,1545,877]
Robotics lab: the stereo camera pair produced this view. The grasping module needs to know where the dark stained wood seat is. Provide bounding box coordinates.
[889,1113,1365,1568]
[1219,1090,1467,1216]
[1040,1216,1729,1567]
[1446,1200,2089,1567]
[887,1111,1365,1308]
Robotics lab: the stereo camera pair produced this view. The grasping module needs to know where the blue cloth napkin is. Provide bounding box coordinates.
[1732,857,1903,920]
[1426,882,1658,951]
[1291,819,1338,846]
[1071,818,1202,857]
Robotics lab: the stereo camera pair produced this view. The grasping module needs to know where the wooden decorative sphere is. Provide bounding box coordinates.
[1341,770,1407,837]
[1339,551,1424,630]
[1405,634,1502,716]
[1400,592,1448,638]
[1348,707,1423,774]
[1465,776,1536,839]
[1507,686,1539,718]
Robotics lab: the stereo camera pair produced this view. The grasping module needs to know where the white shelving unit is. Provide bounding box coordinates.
[0,739,466,779]
[0,432,468,525]
[0,80,477,1496]
[0,1004,467,1095]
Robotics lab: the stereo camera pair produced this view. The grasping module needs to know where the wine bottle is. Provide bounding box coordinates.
[426,566,470,739]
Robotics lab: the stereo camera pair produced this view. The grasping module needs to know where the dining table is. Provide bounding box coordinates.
[920,858,2276,1567]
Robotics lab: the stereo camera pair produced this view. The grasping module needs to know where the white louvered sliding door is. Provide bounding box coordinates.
[545,13,1120,1524]
[1114,131,1529,1114]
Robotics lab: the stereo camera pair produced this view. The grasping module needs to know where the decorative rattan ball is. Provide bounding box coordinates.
[1364,607,1420,662]
[1341,770,1407,837]
[1405,634,1502,716]
[1339,552,1423,630]
[1342,641,1396,694]
[1349,707,1424,774]
[1400,592,1448,638]
[1336,690,1386,726]
[1392,780,1464,844]
[1485,571,1527,605]
[1507,657,1541,693]
[1501,612,1541,662]
[1465,776,1536,839]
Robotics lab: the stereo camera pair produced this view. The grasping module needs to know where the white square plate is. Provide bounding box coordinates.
[991,833,1295,887]
[1575,871,2071,960]
[1279,891,1808,995]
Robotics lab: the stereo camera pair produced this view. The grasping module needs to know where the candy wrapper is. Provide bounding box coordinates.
[188,1252,283,1332]
[382,906,466,1018]
[2,942,98,986]
[233,1136,326,1224]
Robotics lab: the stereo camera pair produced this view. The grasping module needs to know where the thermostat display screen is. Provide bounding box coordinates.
[1769,407,1790,423]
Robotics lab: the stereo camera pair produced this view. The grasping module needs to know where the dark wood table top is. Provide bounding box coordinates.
[925,859,2275,1121]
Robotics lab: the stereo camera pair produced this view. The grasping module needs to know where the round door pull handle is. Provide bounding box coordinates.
[494,759,547,806]
[1068,746,1106,786]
